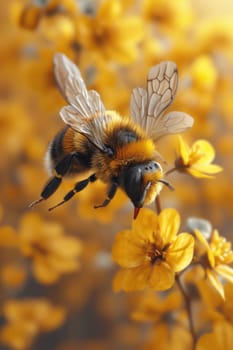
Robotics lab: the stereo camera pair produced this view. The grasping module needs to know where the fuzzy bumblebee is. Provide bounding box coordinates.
[29,54,193,219]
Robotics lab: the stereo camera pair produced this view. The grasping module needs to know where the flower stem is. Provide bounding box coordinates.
[155,195,162,214]
[165,167,177,176]
[175,273,196,350]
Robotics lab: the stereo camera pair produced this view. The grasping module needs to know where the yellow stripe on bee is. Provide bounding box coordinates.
[143,171,164,205]
[116,139,156,161]
[53,169,62,178]
[144,182,163,205]
[143,170,163,183]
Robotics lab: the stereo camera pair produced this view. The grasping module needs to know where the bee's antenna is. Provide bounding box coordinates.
[158,179,174,191]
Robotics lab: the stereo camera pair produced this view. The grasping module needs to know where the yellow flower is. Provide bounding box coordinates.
[0,298,66,350]
[195,228,233,298]
[112,208,194,292]
[197,321,233,350]
[140,323,192,350]
[39,13,75,43]
[18,0,78,32]
[0,101,32,168]
[132,290,182,322]
[221,283,233,325]
[1,264,27,289]
[0,225,18,247]
[175,136,223,178]
[142,0,194,34]
[19,213,82,284]
[197,281,233,325]
[190,55,218,92]
[18,1,42,30]
[132,291,192,350]
[75,0,144,64]
[197,18,233,58]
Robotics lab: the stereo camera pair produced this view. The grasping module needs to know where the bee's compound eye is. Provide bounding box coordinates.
[144,161,162,172]
[153,161,162,171]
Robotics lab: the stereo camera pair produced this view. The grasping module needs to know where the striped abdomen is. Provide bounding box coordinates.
[45,126,95,176]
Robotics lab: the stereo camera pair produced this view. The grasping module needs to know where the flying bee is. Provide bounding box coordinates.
[29,53,194,219]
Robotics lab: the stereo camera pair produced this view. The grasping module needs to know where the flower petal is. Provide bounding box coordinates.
[207,269,225,299]
[177,136,190,164]
[115,17,144,43]
[113,263,151,292]
[33,258,59,284]
[197,321,233,350]
[215,264,233,284]
[187,167,216,179]
[149,262,175,291]
[0,226,19,247]
[158,208,180,245]
[194,229,215,267]
[166,233,194,272]
[192,140,215,164]
[187,163,223,178]
[193,163,223,174]
[132,208,158,243]
[112,229,146,267]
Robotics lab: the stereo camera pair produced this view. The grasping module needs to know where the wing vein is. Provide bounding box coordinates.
[130,61,193,141]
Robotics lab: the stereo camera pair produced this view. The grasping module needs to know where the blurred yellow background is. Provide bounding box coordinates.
[0,1,233,349]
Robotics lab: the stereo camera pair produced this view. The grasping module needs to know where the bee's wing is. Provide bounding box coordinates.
[130,61,193,141]
[130,87,148,131]
[53,53,108,151]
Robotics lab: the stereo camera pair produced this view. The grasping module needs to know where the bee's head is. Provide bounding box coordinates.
[120,161,172,219]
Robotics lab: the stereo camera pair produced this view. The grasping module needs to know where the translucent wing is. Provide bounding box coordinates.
[130,61,194,141]
[130,87,148,131]
[54,53,109,151]
[148,111,194,141]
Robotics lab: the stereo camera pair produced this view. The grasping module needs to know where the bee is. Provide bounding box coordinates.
[29,53,193,219]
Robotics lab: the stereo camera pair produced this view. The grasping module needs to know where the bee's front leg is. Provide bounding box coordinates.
[94,180,118,209]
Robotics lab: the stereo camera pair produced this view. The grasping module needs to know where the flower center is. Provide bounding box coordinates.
[146,242,165,264]
[148,8,173,24]
[175,147,205,170]
[189,147,205,165]
[93,26,111,46]
[210,236,233,264]
[31,242,49,256]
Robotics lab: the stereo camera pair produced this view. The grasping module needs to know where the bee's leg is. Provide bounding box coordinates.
[94,180,118,209]
[48,173,97,211]
[29,154,75,208]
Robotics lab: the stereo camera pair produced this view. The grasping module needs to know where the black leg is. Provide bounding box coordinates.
[94,180,118,208]
[29,154,75,208]
[48,173,97,211]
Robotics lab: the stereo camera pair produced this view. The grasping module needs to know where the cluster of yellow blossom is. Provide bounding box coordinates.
[1,0,233,349]
[1,299,66,350]
[112,208,195,292]
[112,208,233,348]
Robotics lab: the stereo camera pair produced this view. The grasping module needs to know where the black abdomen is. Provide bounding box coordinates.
[49,127,68,163]
[45,127,94,176]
